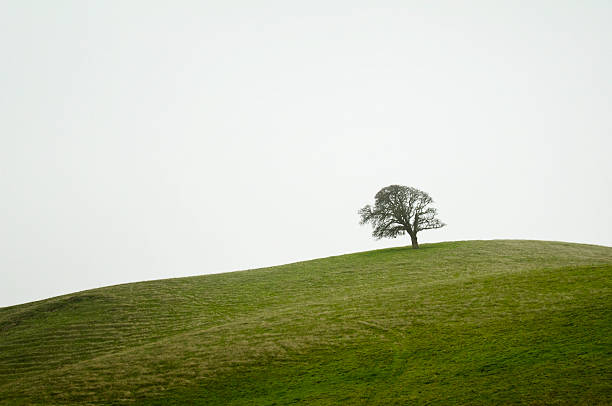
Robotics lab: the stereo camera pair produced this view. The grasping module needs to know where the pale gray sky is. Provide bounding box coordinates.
[1,1,611,307]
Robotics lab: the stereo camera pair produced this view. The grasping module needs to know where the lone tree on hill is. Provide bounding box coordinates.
[359,185,445,249]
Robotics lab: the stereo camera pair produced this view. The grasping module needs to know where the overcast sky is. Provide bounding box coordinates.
[1,1,611,308]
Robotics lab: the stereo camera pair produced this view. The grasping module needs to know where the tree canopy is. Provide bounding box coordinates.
[359,185,445,249]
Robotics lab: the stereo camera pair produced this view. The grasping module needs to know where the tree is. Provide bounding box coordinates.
[359,185,445,249]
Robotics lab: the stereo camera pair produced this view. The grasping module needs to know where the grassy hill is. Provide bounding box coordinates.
[1,240,611,405]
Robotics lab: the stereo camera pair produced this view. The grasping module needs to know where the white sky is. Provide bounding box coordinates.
[1,1,611,308]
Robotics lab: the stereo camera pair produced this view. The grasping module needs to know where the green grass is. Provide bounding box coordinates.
[1,240,611,405]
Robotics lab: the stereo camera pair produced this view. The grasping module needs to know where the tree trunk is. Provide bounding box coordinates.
[410,233,419,249]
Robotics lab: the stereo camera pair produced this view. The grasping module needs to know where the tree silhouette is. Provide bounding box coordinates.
[359,185,445,249]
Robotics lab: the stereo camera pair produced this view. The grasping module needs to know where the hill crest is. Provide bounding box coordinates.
[1,240,611,404]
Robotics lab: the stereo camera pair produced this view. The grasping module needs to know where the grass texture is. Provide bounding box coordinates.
[0,240,611,405]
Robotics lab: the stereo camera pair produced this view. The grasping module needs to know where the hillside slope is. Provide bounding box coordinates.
[1,240,611,405]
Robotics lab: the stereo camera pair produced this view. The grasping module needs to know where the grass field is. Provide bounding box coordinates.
[1,240,611,405]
